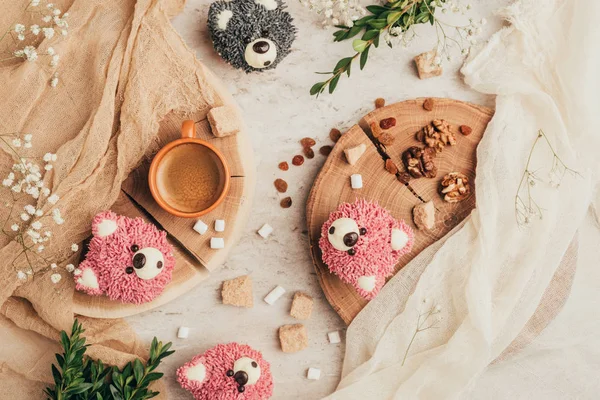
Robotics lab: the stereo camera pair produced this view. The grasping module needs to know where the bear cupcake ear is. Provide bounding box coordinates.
[177,361,207,391]
[208,1,235,32]
[91,211,119,238]
[254,0,278,10]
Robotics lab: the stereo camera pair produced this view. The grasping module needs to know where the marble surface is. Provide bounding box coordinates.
[127,1,507,398]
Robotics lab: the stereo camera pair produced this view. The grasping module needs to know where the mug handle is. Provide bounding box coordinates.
[181,120,196,139]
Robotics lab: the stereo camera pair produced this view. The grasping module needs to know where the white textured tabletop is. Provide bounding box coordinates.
[127,1,505,398]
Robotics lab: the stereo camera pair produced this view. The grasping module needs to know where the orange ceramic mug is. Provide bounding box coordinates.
[148,120,230,218]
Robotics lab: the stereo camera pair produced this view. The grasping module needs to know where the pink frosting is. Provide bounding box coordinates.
[74,210,175,304]
[319,199,413,299]
[177,343,274,400]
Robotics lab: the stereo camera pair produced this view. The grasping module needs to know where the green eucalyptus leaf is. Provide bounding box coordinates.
[366,5,388,14]
[352,39,368,53]
[310,82,326,96]
[146,372,164,382]
[328,74,341,94]
[346,24,363,39]
[334,57,352,71]
[386,11,402,25]
[373,34,380,48]
[359,46,369,70]
[361,29,379,41]
[367,19,387,29]
[353,15,374,26]
[133,359,144,384]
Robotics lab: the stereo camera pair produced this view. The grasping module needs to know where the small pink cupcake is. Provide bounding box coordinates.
[177,343,273,400]
[319,199,414,299]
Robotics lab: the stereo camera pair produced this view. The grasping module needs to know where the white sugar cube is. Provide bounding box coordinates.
[328,331,341,344]
[193,220,208,235]
[351,174,363,189]
[258,223,273,238]
[307,367,321,380]
[215,219,225,232]
[177,326,189,339]
[210,237,225,249]
[264,285,286,305]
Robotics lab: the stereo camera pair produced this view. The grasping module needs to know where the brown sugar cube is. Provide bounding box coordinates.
[221,275,253,308]
[208,105,241,137]
[290,292,314,320]
[279,324,308,353]
[414,50,443,80]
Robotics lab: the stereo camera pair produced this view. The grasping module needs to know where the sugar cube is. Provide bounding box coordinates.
[177,326,189,339]
[258,223,273,238]
[290,292,313,320]
[279,324,308,353]
[264,285,286,305]
[210,237,225,249]
[222,275,253,308]
[351,174,363,189]
[307,367,321,380]
[328,331,341,344]
[193,220,208,235]
[215,219,225,232]
[344,144,366,165]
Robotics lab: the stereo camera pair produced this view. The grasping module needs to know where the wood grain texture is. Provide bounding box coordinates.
[73,67,255,318]
[306,98,494,325]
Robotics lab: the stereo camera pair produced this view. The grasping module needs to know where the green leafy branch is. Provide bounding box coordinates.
[44,320,174,400]
[310,0,449,97]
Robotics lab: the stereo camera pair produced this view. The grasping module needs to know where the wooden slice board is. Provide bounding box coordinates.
[73,66,255,318]
[306,98,494,325]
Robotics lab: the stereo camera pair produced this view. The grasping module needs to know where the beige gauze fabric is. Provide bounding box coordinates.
[0,0,228,398]
[326,0,600,398]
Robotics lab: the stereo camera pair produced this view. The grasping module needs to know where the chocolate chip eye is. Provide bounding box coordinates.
[347,248,356,256]
[359,228,367,235]
[243,36,252,44]
[226,370,234,377]
[157,261,163,269]
[251,361,257,368]
[131,244,139,252]
[329,226,335,234]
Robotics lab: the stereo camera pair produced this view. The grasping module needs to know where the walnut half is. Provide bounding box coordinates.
[416,119,457,152]
[440,172,471,203]
[402,146,438,179]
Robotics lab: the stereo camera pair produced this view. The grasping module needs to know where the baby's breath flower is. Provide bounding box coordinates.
[50,263,57,269]
[31,220,42,230]
[17,34,25,41]
[42,27,55,39]
[35,209,43,217]
[47,3,54,9]
[48,194,59,204]
[71,243,79,252]
[24,204,36,215]
[47,47,55,56]
[43,153,55,162]
[11,224,19,232]
[2,178,13,187]
[12,139,22,148]
[52,208,64,224]
[50,273,61,283]
[65,264,75,272]
[42,15,52,23]
[17,271,27,281]
[73,268,82,276]
[37,245,45,252]
[44,164,53,171]
[30,25,40,35]
[53,9,61,15]
[50,54,59,67]
[31,0,41,6]
[14,24,25,34]
[20,213,30,221]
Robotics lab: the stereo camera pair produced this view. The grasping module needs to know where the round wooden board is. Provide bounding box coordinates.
[72,65,255,318]
[306,98,494,325]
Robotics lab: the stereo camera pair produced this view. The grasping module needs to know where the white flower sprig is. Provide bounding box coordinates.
[0,132,78,284]
[0,1,69,88]
[300,0,367,28]
[401,298,443,366]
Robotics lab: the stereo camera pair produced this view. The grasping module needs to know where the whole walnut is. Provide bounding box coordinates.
[440,172,471,203]
[402,146,438,179]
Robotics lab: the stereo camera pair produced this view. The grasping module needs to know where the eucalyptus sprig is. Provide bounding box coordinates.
[310,0,480,96]
[44,319,174,400]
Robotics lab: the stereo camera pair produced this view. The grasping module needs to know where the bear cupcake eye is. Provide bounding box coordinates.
[130,247,165,280]
[131,244,139,252]
[327,218,360,251]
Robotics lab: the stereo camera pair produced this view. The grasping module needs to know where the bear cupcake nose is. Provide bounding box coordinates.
[253,40,270,54]
[343,232,359,247]
[133,253,146,269]
[234,370,248,386]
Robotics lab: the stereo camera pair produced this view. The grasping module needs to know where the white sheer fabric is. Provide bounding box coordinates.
[325,0,600,398]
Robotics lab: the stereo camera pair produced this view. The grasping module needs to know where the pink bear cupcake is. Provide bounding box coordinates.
[319,199,414,299]
[75,211,175,304]
[177,343,273,400]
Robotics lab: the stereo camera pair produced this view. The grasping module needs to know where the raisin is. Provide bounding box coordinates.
[423,98,434,111]
[303,147,315,159]
[319,145,332,156]
[292,155,304,166]
[379,132,395,145]
[280,197,292,208]
[300,137,316,148]
[278,161,289,171]
[460,125,473,136]
[385,159,398,175]
[274,178,288,193]
[375,98,385,108]
[379,117,396,130]
[329,128,342,143]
